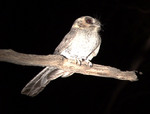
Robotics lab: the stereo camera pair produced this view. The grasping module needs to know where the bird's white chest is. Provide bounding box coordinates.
[61,32,100,59]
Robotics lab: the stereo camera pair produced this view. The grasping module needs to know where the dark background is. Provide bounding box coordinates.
[0,0,150,114]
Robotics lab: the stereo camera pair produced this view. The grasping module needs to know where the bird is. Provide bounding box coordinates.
[21,16,101,97]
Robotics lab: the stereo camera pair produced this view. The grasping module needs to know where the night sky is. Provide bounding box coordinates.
[1,0,150,114]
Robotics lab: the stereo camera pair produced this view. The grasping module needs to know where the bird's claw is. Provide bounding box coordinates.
[75,58,92,67]
[75,58,83,65]
[85,60,93,67]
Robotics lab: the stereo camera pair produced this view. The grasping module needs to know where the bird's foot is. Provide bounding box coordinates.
[84,59,93,67]
[74,58,92,67]
[75,58,83,66]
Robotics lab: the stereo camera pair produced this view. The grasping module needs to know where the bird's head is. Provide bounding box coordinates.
[72,16,101,31]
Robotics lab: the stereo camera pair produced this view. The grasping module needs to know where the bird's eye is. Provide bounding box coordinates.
[85,18,93,24]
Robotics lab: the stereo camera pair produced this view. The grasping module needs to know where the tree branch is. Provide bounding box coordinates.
[0,49,138,81]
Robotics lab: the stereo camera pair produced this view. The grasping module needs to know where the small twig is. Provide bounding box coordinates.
[0,49,138,81]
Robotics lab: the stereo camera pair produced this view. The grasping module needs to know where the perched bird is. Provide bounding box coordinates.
[21,16,101,97]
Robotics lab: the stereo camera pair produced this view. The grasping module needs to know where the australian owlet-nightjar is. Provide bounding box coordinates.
[21,16,101,97]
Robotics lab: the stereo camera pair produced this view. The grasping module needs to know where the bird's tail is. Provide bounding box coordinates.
[21,66,72,97]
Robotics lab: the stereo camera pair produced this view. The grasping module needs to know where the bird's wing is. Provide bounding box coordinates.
[54,29,77,54]
[87,38,101,60]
